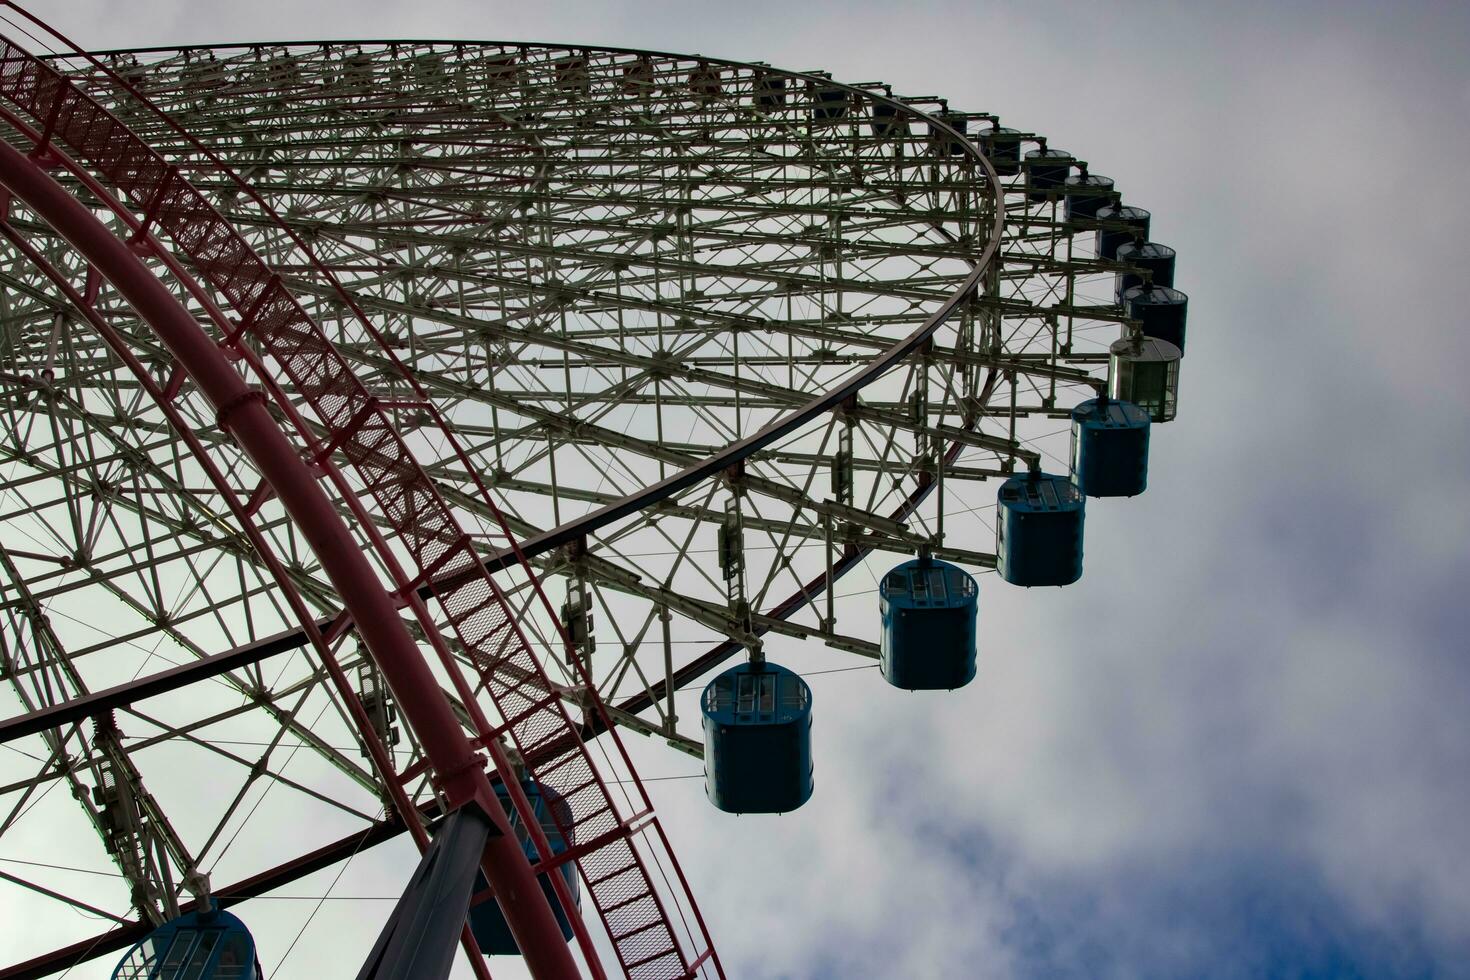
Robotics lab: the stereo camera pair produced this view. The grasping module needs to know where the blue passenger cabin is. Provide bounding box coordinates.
[1023,147,1074,202]
[996,472,1085,587]
[979,125,1023,176]
[112,908,258,980]
[468,780,580,956]
[1114,241,1177,299]
[702,661,813,813]
[553,55,590,96]
[879,557,978,690]
[1121,284,1189,353]
[754,72,786,111]
[1064,173,1116,221]
[1070,398,1151,498]
[812,83,849,121]
[1108,335,1182,423]
[620,56,655,94]
[929,112,970,156]
[1095,204,1151,260]
[871,101,908,140]
[688,63,722,100]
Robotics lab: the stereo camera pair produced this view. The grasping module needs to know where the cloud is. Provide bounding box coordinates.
[5,2,1469,978]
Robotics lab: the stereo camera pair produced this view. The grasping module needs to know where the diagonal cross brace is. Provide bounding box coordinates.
[0,620,329,745]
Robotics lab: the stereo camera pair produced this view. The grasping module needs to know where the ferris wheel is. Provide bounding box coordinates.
[0,6,1188,978]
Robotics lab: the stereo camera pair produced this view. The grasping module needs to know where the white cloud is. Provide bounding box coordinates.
[5,2,1469,977]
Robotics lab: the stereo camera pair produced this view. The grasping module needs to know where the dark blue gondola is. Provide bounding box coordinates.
[754,72,786,111]
[1070,397,1151,498]
[1109,335,1182,423]
[1114,241,1177,299]
[702,661,813,813]
[112,908,258,980]
[811,83,848,121]
[996,472,1085,587]
[1023,147,1074,202]
[468,779,580,955]
[1095,204,1151,260]
[1121,283,1189,353]
[929,112,970,156]
[871,101,908,140]
[880,557,978,690]
[1064,173,1116,221]
[979,126,1022,176]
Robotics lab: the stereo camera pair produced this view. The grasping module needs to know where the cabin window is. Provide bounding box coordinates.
[162,932,196,969]
[179,930,220,980]
[215,933,252,979]
[735,672,776,715]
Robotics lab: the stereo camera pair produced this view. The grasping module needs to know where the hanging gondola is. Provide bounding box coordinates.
[112,907,259,980]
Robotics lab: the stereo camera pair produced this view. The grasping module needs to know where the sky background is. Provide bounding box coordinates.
[10,1,1470,977]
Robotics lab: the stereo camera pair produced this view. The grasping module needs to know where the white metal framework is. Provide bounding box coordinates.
[0,35,1151,978]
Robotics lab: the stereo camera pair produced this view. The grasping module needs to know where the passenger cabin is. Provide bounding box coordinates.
[996,472,1086,587]
[871,101,909,140]
[979,126,1023,175]
[621,56,655,94]
[1064,173,1116,221]
[702,662,813,813]
[1121,284,1189,353]
[1095,204,1151,260]
[1023,147,1075,202]
[468,780,580,955]
[929,112,970,156]
[688,63,722,99]
[112,909,258,980]
[1070,398,1151,498]
[484,55,521,91]
[553,55,590,96]
[1114,241,1177,299]
[880,557,978,690]
[1108,335,1182,423]
[754,72,786,111]
[811,83,849,121]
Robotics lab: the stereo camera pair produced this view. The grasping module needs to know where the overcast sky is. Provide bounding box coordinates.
[12,1,1470,978]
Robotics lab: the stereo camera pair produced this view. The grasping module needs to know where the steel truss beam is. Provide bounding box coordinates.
[0,27,1149,980]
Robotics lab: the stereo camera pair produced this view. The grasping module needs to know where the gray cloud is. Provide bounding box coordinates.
[9,1,1469,977]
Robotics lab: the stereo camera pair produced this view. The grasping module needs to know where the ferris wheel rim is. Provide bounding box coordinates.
[39,25,1009,567]
[40,35,1018,767]
[54,34,1011,564]
[0,24,735,976]
[29,31,1018,715]
[0,23,1166,980]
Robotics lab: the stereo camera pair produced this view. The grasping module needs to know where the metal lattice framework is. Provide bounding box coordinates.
[0,17,1163,980]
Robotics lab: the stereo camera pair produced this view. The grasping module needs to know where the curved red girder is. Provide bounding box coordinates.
[0,162,502,980]
[0,14,721,979]
[0,43,1009,980]
[0,14,1017,980]
[14,24,731,980]
[0,369,998,979]
[0,133,581,979]
[0,191,467,980]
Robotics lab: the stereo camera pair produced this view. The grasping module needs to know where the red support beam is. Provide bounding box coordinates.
[0,137,581,979]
